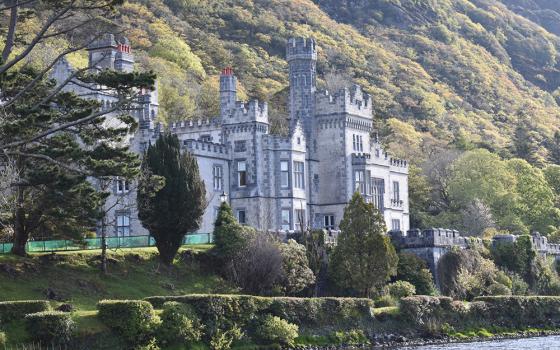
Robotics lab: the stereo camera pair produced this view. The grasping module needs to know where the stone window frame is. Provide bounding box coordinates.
[237,160,247,187]
[280,160,290,189]
[237,209,246,225]
[212,164,223,191]
[324,214,335,230]
[293,161,305,189]
[281,208,291,231]
[115,210,131,237]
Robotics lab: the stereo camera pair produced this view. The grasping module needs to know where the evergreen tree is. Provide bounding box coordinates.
[549,131,560,165]
[329,192,398,298]
[213,202,247,262]
[137,133,206,265]
[1,67,151,255]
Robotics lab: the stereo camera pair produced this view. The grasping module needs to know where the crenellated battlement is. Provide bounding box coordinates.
[182,139,230,159]
[316,85,372,119]
[286,37,317,62]
[168,118,221,131]
[222,99,269,125]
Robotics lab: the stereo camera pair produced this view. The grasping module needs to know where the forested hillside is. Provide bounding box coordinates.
[16,0,560,235]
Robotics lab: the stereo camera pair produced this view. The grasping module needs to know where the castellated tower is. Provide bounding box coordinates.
[287,37,317,135]
[87,34,134,73]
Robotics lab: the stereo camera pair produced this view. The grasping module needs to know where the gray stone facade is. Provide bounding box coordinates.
[52,35,410,236]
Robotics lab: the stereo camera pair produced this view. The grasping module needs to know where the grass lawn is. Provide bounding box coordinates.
[0,245,232,311]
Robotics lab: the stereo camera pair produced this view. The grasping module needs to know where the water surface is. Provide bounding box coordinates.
[394,335,560,349]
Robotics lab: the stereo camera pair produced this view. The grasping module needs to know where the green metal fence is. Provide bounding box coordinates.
[0,233,213,254]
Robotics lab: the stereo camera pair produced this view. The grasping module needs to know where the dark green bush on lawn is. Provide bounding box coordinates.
[25,311,75,345]
[0,300,51,323]
[97,300,159,344]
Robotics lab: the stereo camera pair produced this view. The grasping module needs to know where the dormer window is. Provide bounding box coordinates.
[116,178,130,194]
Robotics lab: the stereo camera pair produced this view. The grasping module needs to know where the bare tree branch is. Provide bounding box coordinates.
[0,3,74,75]
[2,0,19,63]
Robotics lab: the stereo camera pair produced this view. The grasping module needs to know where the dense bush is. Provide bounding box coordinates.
[375,295,397,308]
[209,325,243,350]
[473,296,560,328]
[0,331,6,347]
[0,300,51,323]
[396,252,436,295]
[255,315,298,347]
[157,301,202,346]
[25,311,75,345]
[385,281,416,299]
[97,300,159,344]
[279,239,315,295]
[330,329,369,345]
[399,296,457,327]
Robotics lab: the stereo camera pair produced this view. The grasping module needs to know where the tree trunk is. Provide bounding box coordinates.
[11,185,27,256]
[101,216,108,274]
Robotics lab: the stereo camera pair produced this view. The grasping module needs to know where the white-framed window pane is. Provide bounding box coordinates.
[294,161,305,189]
[116,214,130,236]
[281,161,289,188]
[295,209,306,231]
[372,178,385,211]
[324,215,335,229]
[281,209,291,231]
[237,161,247,187]
[393,181,400,201]
[213,165,223,191]
[392,219,401,231]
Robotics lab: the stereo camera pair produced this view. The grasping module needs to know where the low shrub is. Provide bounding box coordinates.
[0,300,51,323]
[25,311,75,345]
[209,325,243,350]
[255,315,298,347]
[157,301,203,346]
[97,300,159,344]
[399,296,455,326]
[473,296,560,328]
[0,331,6,347]
[330,329,369,345]
[385,281,416,299]
[375,295,397,307]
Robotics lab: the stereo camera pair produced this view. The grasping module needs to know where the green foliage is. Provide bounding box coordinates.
[97,300,160,344]
[209,325,242,350]
[329,329,368,345]
[254,315,298,347]
[144,294,375,332]
[0,300,51,323]
[279,239,315,295]
[396,252,436,295]
[0,331,5,347]
[492,236,537,285]
[385,281,416,299]
[330,193,398,297]
[375,295,398,308]
[137,133,206,265]
[438,247,511,300]
[157,301,203,346]
[25,311,75,345]
[212,202,251,267]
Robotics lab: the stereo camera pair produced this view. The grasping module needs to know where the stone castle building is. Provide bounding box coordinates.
[52,34,410,236]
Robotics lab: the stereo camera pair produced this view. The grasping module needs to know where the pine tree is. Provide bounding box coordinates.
[137,133,206,265]
[329,192,398,298]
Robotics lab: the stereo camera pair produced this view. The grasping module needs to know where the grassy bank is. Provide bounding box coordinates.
[0,246,231,311]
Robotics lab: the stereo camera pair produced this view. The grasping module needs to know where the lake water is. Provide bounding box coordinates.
[394,335,560,349]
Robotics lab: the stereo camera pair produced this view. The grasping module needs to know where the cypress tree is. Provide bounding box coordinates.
[137,133,206,265]
[329,192,398,298]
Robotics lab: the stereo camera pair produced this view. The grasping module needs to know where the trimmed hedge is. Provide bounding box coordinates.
[144,294,375,334]
[473,296,560,328]
[0,300,51,323]
[401,295,560,330]
[97,300,159,343]
[25,311,75,345]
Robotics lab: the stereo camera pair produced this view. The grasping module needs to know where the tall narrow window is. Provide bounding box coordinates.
[359,135,364,152]
[392,219,401,232]
[280,161,289,188]
[372,178,385,211]
[237,210,246,224]
[393,181,400,202]
[293,161,305,189]
[324,215,335,230]
[281,209,291,231]
[116,214,130,236]
[237,161,247,187]
[116,178,130,194]
[295,209,306,232]
[213,165,223,191]
[353,135,357,151]
[354,170,365,194]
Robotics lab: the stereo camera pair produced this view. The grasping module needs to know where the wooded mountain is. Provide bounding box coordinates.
[103,0,560,168]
